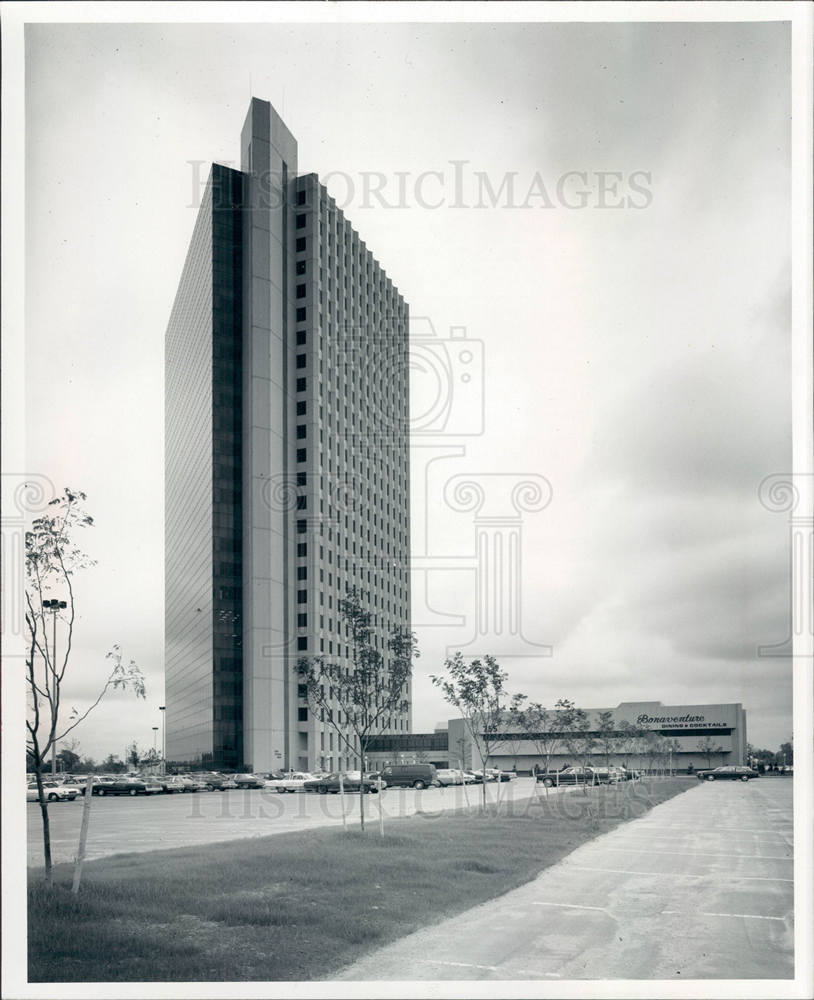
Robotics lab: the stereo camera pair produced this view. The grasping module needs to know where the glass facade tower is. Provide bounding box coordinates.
[165,99,411,772]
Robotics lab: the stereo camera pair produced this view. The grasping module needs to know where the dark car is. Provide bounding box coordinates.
[232,773,265,789]
[536,766,606,787]
[303,771,381,794]
[195,771,232,791]
[377,764,437,789]
[92,777,148,796]
[696,765,759,782]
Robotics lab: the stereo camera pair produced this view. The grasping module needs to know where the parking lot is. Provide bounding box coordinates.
[338,778,794,981]
[27,777,540,867]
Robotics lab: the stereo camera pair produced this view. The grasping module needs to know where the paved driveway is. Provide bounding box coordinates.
[337,778,794,981]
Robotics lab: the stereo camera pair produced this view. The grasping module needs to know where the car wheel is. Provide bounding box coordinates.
[319,786,328,795]
[130,788,137,796]
[47,793,58,802]
[413,780,426,790]
[276,787,286,794]
[741,774,749,782]
[206,783,216,791]
[97,788,105,797]
[706,774,715,781]
[543,778,554,788]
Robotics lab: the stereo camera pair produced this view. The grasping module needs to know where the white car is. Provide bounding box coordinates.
[27,781,79,802]
[263,771,315,793]
[435,768,476,786]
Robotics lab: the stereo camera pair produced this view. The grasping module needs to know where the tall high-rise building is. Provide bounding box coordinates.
[165,99,411,773]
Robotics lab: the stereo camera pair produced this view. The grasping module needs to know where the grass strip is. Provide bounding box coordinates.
[29,777,692,982]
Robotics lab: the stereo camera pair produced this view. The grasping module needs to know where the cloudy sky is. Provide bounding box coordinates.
[18,12,797,761]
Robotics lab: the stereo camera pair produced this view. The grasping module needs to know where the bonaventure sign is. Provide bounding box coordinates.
[635,713,729,728]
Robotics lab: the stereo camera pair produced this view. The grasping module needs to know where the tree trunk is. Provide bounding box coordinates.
[72,775,94,893]
[338,772,347,831]
[34,768,53,887]
[359,780,365,832]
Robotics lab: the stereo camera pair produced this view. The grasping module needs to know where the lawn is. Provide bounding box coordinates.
[29,778,692,982]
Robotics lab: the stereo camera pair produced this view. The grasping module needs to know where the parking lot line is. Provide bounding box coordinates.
[566,865,793,882]
[629,826,792,835]
[430,960,498,972]
[661,910,787,922]
[530,901,608,912]
[602,846,793,861]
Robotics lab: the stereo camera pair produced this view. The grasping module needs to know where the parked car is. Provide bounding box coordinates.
[590,767,626,784]
[27,781,79,802]
[435,768,466,786]
[182,774,211,791]
[696,765,759,782]
[264,771,315,793]
[232,773,265,789]
[303,771,382,794]
[76,775,108,795]
[158,776,187,794]
[483,768,515,782]
[611,767,633,781]
[93,777,148,796]
[142,777,165,795]
[536,766,606,787]
[194,772,233,791]
[377,764,438,789]
[472,768,515,783]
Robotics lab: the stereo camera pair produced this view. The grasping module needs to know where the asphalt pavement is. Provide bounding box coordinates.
[27,777,539,867]
[336,778,794,982]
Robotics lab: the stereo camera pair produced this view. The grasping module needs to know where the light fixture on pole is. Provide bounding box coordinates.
[159,706,166,774]
[42,599,67,775]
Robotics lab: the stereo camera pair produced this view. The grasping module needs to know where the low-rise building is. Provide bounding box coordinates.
[365,701,747,774]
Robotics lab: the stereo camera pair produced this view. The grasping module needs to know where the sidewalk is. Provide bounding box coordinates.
[336,779,794,982]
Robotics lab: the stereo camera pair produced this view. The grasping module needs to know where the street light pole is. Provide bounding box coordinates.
[152,727,159,773]
[159,706,166,774]
[42,599,67,775]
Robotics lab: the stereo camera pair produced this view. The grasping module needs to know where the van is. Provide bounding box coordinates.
[379,764,438,789]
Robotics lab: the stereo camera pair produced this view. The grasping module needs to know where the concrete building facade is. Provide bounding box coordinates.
[366,701,748,773]
[165,99,411,773]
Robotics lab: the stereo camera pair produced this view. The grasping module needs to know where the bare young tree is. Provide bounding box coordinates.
[595,710,618,771]
[25,487,145,886]
[298,587,417,832]
[509,699,567,793]
[616,719,648,776]
[503,694,528,774]
[696,734,722,770]
[557,701,595,792]
[431,652,511,811]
